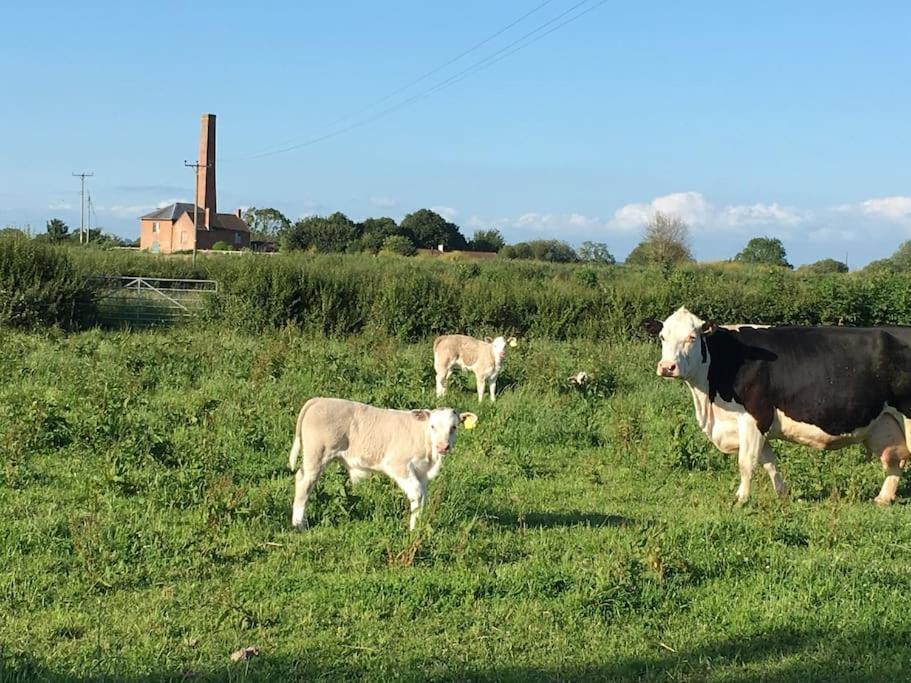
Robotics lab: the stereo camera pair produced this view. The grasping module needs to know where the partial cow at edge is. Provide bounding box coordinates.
[288,397,477,531]
[433,334,517,403]
[644,307,911,506]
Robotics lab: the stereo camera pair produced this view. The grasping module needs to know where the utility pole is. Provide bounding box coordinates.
[184,160,211,264]
[72,172,93,244]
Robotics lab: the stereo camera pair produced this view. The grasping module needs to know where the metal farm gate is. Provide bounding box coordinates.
[94,276,218,326]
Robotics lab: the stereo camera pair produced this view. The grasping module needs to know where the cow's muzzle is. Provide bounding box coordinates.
[656,361,680,378]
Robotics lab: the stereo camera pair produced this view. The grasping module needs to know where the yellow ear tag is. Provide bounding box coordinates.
[463,414,478,430]
[509,339,518,348]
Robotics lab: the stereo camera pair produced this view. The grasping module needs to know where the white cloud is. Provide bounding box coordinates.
[719,202,810,227]
[431,205,459,221]
[48,201,73,210]
[157,198,187,208]
[608,192,711,230]
[370,196,398,208]
[608,192,807,233]
[860,196,911,220]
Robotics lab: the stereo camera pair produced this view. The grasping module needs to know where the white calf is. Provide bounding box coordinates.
[433,334,517,402]
[288,397,477,530]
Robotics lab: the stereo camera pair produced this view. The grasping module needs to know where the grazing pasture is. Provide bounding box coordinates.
[3,326,911,681]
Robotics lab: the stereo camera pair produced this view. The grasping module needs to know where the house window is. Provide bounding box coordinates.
[234,232,242,245]
[152,221,160,233]
[180,231,187,244]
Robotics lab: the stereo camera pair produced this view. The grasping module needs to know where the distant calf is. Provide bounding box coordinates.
[434,334,517,402]
[288,397,477,530]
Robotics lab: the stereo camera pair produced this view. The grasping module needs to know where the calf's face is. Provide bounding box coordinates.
[643,307,716,380]
[412,408,478,454]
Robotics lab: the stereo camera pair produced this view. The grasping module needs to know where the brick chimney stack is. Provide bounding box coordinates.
[197,113,216,227]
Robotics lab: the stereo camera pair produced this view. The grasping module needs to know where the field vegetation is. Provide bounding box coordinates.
[4,238,911,680]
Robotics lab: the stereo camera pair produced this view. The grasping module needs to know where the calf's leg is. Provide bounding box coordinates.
[475,372,486,403]
[435,358,451,398]
[393,467,427,531]
[292,449,325,530]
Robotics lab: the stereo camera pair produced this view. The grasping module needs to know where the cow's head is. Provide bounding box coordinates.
[412,408,478,455]
[642,307,717,380]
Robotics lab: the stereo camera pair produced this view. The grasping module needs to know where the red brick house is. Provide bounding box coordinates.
[139,114,250,253]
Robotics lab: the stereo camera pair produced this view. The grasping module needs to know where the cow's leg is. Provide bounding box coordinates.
[867,416,909,506]
[475,372,486,403]
[394,468,427,531]
[488,376,497,403]
[758,444,789,499]
[735,415,766,505]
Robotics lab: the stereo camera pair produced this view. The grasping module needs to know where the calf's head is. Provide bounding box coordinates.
[412,408,479,454]
[485,335,517,361]
[642,307,716,380]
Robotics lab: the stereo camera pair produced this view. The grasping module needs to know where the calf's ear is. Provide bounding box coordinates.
[484,336,493,343]
[411,409,430,421]
[701,321,718,336]
[641,319,663,337]
[459,412,478,430]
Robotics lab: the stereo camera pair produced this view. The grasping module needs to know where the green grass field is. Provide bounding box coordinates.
[3,327,911,682]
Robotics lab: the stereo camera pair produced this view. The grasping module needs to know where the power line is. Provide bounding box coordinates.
[232,0,559,159]
[228,0,604,161]
[72,172,94,244]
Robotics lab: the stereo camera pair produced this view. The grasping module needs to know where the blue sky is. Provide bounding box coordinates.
[2,0,909,266]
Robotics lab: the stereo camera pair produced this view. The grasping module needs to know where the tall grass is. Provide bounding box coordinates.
[7,243,911,337]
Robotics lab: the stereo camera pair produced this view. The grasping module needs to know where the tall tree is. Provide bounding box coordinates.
[890,240,911,271]
[400,209,467,250]
[46,218,69,243]
[578,241,616,264]
[735,236,792,268]
[625,212,693,268]
[500,240,578,263]
[356,217,403,253]
[283,212,358,252]
[468,229,505,253]
[242,207,291,242]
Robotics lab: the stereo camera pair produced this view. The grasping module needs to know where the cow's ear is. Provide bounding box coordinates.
[459,412,478,430]
[702,321,718,336]
[641,320,663,337]
[484,336,493,343]
[411,409,430,421]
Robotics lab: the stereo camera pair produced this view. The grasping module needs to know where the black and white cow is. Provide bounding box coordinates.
[643,307,911,505]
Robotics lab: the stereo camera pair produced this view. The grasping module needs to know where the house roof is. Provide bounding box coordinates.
[141,203,249,232]
[213,213,249,232]
[141,202,197,221]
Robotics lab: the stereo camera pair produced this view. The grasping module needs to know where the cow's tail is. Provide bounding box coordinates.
[903,416,911,460]
[288,399,316,471]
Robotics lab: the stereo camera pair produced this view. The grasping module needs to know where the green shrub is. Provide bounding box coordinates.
[0,237,96,329]
[379,235,417,257]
